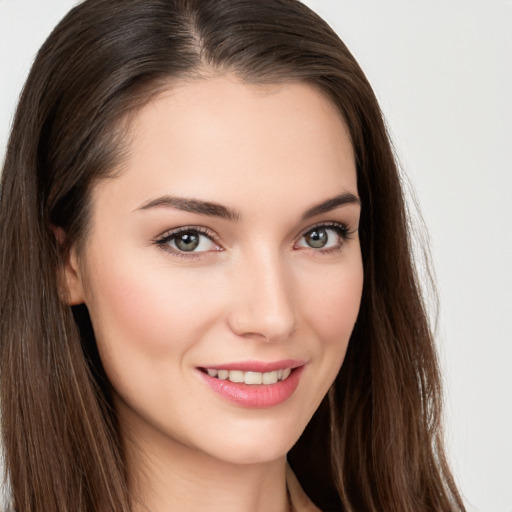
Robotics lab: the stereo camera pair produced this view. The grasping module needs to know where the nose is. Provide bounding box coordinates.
[226,249,297,343]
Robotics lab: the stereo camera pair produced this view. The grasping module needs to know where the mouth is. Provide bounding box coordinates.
[199,367,292,385]
[197,360,305,408]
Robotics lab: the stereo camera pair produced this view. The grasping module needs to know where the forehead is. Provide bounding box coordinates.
[93,76,357,217]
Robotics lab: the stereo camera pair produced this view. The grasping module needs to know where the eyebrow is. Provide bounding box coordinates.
[135,192,360,221]
[136,195,240,221]
[301,192,361,220]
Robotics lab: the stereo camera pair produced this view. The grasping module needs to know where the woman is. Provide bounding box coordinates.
[0,0,466,511]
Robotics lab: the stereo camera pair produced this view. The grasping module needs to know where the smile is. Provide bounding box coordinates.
[202,368,292,385]
[198,361,305,408]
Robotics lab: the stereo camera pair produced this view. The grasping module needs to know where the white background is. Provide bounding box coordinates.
[1,1,511,511]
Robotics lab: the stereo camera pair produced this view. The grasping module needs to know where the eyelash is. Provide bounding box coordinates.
[295,222,353,255]
[155,226,219,259]
[154,222,353,258]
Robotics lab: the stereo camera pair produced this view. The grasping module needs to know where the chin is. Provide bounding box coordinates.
[196,416,307,466]
[209,440,294,466]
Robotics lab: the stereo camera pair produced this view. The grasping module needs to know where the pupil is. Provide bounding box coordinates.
[306,229,327,248]
[176,232,199,251]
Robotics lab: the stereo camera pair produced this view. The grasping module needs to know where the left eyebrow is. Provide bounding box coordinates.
[301,192,361,220]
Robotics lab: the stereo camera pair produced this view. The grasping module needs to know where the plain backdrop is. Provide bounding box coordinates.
[1,1,511,511]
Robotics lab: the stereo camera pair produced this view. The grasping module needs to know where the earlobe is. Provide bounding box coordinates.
[53,226,86,305]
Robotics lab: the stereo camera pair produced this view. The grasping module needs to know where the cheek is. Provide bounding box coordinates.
[289,255,363,425]
[300,258,363,346]
[82,256,221,365]
[82,257,228,426]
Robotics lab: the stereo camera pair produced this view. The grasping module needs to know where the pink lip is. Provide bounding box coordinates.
[200,359,305,373]
[197,361,306,408]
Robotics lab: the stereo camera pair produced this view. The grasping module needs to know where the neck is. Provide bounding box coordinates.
[124,421,290,512]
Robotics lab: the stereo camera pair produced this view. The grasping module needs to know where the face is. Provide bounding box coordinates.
[66,76,363,466]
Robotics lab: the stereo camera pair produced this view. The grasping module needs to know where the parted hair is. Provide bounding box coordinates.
[0,1,465,511]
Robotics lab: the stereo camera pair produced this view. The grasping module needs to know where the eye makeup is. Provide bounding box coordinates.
[153,219,356,259]
[154,226,223,259]
[295,221,354,255]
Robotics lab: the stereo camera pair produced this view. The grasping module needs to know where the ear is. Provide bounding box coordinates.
[53,226,86,305]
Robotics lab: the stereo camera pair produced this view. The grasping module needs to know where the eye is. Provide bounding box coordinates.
[296,224,349,251]
[156,227,220,255]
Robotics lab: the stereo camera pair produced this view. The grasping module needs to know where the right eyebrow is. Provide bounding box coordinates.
[135,195,241,222]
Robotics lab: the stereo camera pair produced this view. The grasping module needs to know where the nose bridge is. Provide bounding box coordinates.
[228,246,296,342]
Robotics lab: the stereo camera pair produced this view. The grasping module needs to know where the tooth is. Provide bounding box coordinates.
[245,371,263,385]
[228,370,245,383]
[262,371,278,384]
[211,368,291,384]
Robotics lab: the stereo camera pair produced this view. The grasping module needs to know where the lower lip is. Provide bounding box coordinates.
[198,366,304,408]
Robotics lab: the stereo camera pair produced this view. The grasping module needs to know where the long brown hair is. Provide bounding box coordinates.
[0,1,465,510]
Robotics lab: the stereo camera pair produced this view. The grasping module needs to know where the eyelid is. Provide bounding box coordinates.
[154,225,218,242]
[154,225,223,256]
[152,221,355,258]
[294,221,353,252]
[296,221,350,239]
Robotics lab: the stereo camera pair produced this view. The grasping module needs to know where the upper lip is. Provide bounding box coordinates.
[199,359,306,373]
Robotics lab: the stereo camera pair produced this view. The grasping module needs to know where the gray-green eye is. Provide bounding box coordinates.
[174,232,200,251]
[159,229,218,253]
[305,228,329,248]
[297,225,346,250]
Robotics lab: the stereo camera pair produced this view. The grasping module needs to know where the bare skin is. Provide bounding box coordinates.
[65,76,363,512]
